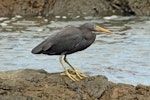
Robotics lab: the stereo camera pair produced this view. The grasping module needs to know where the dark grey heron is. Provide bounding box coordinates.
[32,23,113,81]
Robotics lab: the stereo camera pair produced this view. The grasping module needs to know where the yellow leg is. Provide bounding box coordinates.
[64,55,87,79]
[59,54,79,81]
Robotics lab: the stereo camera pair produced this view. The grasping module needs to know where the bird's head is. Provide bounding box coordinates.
[81,22,113,34]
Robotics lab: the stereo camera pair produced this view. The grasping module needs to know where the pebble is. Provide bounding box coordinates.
[62,16,67,19]
[55,16,61,18]
[15,15,22,18]
[0,17,8,21]
[0,23,7,26]
[103,15,118,20]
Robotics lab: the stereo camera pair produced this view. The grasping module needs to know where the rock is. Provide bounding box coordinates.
[101,83,150,100]
[128,0,150,16]
[52,0,113,16]
[0,69,150,100]
[0,0,55,17]
[0,0,149,17]
[0,69,108,100]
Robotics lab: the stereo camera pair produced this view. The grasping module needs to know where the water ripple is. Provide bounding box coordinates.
[0,16,150,85]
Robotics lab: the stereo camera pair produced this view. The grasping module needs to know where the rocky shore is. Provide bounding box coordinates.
[0,0,149,17]
[0,69,149,100]
[0,0,150,100]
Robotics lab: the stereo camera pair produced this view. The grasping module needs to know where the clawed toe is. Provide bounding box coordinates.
[60,71,80,81]
[68,69,87,79]
[60,55,88,81]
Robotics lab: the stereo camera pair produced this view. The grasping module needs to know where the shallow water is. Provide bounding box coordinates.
[0,15,150,85]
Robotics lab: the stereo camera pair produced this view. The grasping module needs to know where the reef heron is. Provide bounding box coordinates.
[31,22,113,81]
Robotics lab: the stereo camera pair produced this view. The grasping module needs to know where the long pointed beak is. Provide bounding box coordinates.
[94,25,113,34]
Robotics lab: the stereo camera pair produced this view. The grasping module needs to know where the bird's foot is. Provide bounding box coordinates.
[60,71,80,81]
[68,69,87,79]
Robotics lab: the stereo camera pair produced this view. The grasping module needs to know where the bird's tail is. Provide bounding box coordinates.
[31,45,43,54]
[31,39,53,54]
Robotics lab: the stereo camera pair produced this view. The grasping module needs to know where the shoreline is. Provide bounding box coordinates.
[0,69,149,100]
[0,0,149,17]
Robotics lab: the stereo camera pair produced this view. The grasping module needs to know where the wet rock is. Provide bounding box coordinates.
[110,0,150,16]
[52,0,113,16]
[0,0,149,17]
[101,83,150,100]
[128,0,150,16]
[0,69,108,100]
[0,69,150,100]
[0,0,55,17]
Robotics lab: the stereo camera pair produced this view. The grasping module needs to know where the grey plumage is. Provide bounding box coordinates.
[31,22,112,81]
[31,23,96,55]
